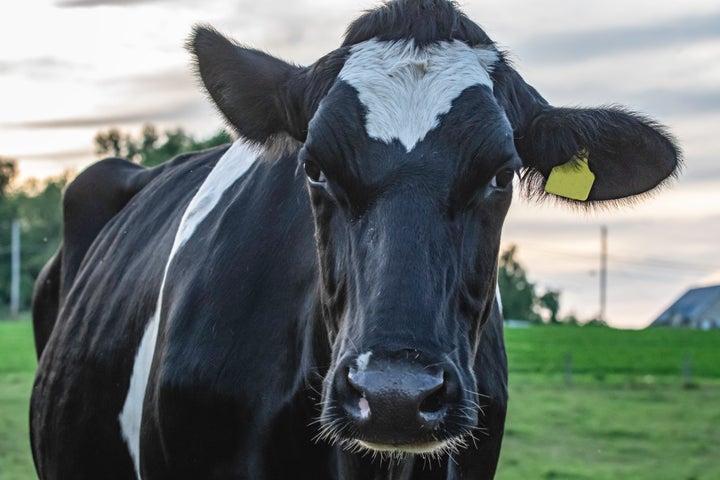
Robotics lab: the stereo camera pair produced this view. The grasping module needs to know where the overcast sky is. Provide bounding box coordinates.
[1,0,719,328]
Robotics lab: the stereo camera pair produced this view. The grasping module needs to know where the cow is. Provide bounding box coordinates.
[30,0,680,479]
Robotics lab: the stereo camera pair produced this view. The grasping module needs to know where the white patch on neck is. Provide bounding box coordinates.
[496,283,503,313]
[338,39,498,152]
[118,140,263,479]
[118,312,158,480]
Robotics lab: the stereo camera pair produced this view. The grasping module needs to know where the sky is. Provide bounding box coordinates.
[1,0,719,328]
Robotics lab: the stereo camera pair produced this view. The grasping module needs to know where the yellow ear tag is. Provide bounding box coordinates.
[544,154,595,201]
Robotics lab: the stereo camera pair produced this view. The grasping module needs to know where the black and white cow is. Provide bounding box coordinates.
[30,1,680,479]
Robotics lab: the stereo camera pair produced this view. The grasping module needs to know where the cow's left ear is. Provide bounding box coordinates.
[491,62,681,203]
[516,106,681,202]
[189,26,312,143]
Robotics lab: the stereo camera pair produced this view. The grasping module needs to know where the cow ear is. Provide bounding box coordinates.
[516,107,681,203]
[189,26,309,142]
[492,62,681,204]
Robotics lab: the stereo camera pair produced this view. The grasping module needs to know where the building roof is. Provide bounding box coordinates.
[652,285,720,326]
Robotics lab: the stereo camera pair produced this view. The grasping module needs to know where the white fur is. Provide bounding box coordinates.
[356,351,372,371]
[496,283,502,313]
[338,39,498,152]
[358,439,449,454]
[358,397,371,419]
[118,140,263,479]
[118,312,159,480]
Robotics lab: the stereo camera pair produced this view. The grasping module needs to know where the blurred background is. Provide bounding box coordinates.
[1,1,718,479]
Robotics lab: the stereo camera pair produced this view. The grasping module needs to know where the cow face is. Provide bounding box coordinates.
[299,39,516,453]
[190,0,680,459]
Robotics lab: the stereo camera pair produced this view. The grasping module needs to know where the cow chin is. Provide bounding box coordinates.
[354,436,471,458]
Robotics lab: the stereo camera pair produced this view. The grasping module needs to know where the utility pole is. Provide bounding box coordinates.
[10,219,20,318]
[599,225,607,324]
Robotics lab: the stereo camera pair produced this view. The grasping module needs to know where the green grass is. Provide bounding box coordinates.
[505,325,720,381]
[0,315,36,480]
[1,320,718,479]
[497,326,720,479]
[498,376,720,479]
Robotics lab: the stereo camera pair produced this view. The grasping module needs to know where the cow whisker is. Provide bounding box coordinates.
[462,387,491,400]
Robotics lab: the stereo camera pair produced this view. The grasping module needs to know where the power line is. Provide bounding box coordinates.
[516,241,720,275]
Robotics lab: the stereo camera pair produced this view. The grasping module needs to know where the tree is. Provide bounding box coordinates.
[498,245,571,324]
[0,157,17,198]
[93,128,125,158]
[0,174,67,311]
[0,158,18,226]
[94,124,232,167]
[538,289,561,324]
[498,245,542,322]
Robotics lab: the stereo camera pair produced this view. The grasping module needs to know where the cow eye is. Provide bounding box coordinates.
[490,169,515,190]
[303,160,327,186]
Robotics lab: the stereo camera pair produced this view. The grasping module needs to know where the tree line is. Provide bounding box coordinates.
[0,158,66,313]
[1,125,593,324]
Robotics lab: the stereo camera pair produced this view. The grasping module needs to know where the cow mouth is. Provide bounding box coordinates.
[316,408,476,460]
[358,439,452,454]
[343,434,473,460]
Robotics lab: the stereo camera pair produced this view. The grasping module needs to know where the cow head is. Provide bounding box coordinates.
[190,0,679,459]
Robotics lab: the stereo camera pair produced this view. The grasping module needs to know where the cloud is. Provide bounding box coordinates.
[0,57,85,77]
[98,68,198,95]
[4,100,205,129]
[56,0,173,7]
[519,11,720,63]
[626,88,720,116]
[14,148,94,163]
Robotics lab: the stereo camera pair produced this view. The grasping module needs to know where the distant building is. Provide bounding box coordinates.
[651,285,720,330]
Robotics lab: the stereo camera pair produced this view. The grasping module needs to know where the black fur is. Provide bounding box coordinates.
[343,0,494,47]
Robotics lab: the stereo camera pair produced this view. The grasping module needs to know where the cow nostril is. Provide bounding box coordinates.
[419,377,447,415]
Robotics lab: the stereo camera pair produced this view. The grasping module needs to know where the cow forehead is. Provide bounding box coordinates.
[337,39,499,152]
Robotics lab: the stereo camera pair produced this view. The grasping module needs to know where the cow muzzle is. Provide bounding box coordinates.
[321,351,475,455]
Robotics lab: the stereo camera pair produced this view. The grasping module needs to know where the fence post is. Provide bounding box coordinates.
[683,353,692,387]
[10,219,20,318]
[564,353,572,387]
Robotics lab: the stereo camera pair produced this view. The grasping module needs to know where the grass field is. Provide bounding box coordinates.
[0,316,36,480]
[499,326,720,479]
[1,319,719,479]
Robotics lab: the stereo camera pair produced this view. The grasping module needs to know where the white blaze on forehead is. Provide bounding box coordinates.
[118,139,263,480]
[338,39,498,153]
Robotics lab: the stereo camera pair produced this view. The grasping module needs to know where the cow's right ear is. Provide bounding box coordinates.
[189,26,311,143]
